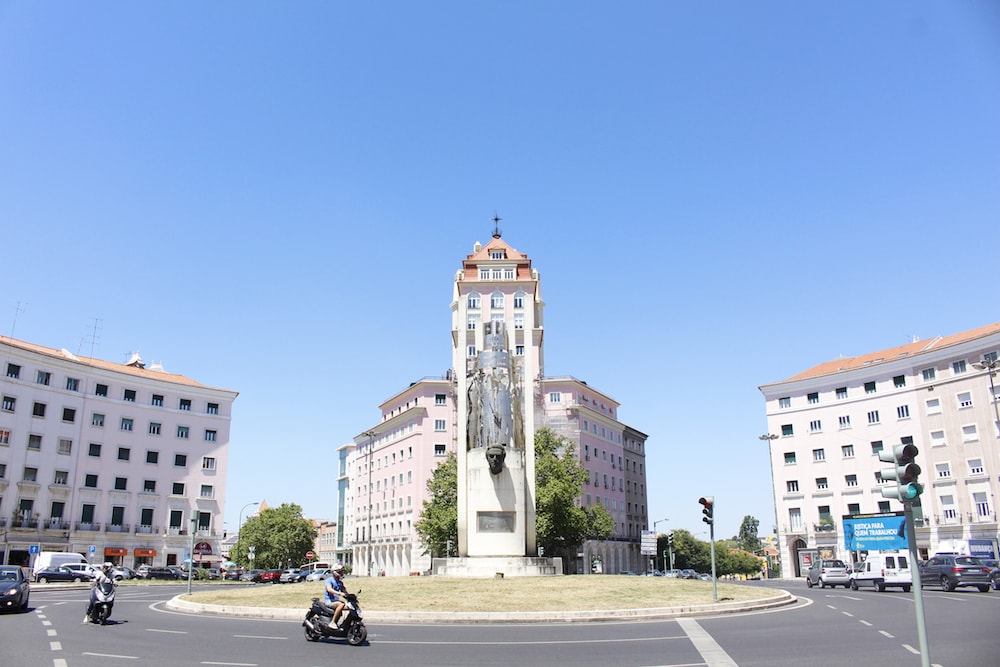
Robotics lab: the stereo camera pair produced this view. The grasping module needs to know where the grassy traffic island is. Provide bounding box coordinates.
[182,576,787,613]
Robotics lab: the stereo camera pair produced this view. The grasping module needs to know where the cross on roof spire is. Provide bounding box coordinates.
[491,212,502,239]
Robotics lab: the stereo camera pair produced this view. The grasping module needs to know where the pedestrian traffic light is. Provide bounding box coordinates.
[879,443,923,502]
[699,496,714,525]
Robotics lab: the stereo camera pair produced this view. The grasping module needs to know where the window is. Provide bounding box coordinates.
[200,485,214,498]
[922,368,936,381]
[174,454,187,467]
[89,443,102,457]
[202,457,216,470]
[926,397,941,414]
[85,474,98,488]
[515,345,524,356]
[953,360,967,374]
[815,477,828,490]
[779,397,791,409]
[95,383,108,397]
[789,508,803,532]
[467,314,478,330]
[1,396,14,411]
[0,429,9,445]
[117,447,130,461]
[23,466,38,482]
[781,424,794,436]
[847,503,861,516]
[434,444,446,456]
[479,268,489,279]
[514,313,524,329]
[58,438,72,455]
[467,345,477,357]
[513,292,524,309]
[807,392,819,404]
[172,482,185,495]
[957,392,973,408]
[176,426,189,439]
[435,393,447,406]
[92,413,104,427]
[6,363,20,378]
[151,394,163,407]
[930,430,946,447]
[120,417,133,431]
[974,491,990,519]
[169,510,183,529]
[809,420,822,433]
[878,500,891,513]
[123,389,136,402]
[81,504,95,524]
[434,419,446,431]
[140,508,154,527]
[32,402,46,417]
[784,452,796,464]
[179,398,191,411]
[114,477,127,491]
[845,474,858,487]
[143,480,156,493]
[549,392,561,403]
[204,430,217,442]
[27,434,41,450]
[467,293,481,309]
[893,375,906,388]
[962,425,978,442]
[490,291,504,309]
[935,463,951,479]
[786,480,799,493]
[61,407,76,423]
[146,450,159,464]
[36,370,51,385]
[838,415,851,428]
[864,381,877,394]
[897,405,910,419]
[842,444,854,458]
[818,506,832,523]
[813,448,826,462]
[969,458,985,475]
[867,410,880,424]
[66,377,80,392]
[207,402,219,414]
[836,387,847,399]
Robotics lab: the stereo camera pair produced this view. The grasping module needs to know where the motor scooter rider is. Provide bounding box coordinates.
[324,564,348,626]
[84,562,115,623]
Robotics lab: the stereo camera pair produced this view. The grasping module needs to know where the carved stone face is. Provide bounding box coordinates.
[486,445,506,475]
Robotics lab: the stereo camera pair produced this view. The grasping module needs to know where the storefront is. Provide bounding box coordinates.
[133,548,156,568]
[104,547,128,566]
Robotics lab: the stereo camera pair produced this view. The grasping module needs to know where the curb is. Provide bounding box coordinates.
[164,590,796,624]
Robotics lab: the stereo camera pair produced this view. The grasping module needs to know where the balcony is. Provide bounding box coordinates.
[135,525,159,535]
[10,516,39,529]
[75,522,101,532]
[106,523,131,533]
[44,519,70,531]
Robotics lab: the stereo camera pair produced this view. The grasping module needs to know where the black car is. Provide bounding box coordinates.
[979,559,1000,590]
[918,554,992,592]
[0,566,30,612]
[34,565,94,584]
[146,567,182,580]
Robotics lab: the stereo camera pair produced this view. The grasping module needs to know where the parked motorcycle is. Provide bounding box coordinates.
[88,579,116,625]
[302,591,367,646]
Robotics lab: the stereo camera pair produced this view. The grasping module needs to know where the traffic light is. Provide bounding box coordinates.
[667,532,674,549]
[699,496,714,525]
[879,443,923,502]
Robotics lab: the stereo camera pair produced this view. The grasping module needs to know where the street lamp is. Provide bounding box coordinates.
[237,502,259,568]
[972,358,1000,431]
[653,518,669,571]
[362,429,376,577]
[759,433,780,579]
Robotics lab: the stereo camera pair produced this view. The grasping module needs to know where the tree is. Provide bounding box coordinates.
[736,515,761,554]
[233,503,316,569]
[535,428,614,565]
[414,451,458,558]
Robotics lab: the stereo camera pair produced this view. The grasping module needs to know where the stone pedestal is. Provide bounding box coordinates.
[431,556,562,577]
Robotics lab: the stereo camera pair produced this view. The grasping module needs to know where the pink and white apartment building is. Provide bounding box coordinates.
[339,232,649,575]
[0,336,237,569]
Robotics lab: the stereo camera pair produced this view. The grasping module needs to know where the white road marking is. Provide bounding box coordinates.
[82,652,139,660]
[902,644,919,655]
[859,620,873,626]
[201,662,258,666]
[676,617,738,667]
[47,629,57,636]
[233,634,286,640]
[49,641,61,651]
[879,630,895,638]
[147,628,188,634]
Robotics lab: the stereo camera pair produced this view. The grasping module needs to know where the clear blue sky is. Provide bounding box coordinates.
[2,2,998,541]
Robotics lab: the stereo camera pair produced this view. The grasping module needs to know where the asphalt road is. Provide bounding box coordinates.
[4,580,998,666]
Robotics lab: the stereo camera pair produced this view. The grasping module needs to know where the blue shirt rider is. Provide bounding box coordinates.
[324,565,348,626]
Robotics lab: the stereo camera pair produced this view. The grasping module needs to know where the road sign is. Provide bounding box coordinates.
[640,530,656,555]
[29,544,40,555]
[306,551,315,560]
[89,545,96,554]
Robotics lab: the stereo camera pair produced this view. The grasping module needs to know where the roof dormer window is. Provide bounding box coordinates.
[490,250,505,260]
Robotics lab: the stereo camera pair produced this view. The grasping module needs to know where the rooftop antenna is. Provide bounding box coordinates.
[9,301,26,339]
[491,211,502,238]
[79,318,102,358]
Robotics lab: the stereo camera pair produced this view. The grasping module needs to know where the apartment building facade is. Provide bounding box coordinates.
[760,322,1000,578]
[0,336,237,569]
[342,232,649,575]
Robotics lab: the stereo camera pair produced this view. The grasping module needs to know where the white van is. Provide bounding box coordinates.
[850,552,912,592]
[32,551,87,576]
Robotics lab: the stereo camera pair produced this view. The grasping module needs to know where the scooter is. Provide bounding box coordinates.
[88,579,116,625]
[302,591,367,646]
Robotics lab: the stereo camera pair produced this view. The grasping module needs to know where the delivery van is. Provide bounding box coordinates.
[32,551,87,576]
[849,552,912,592]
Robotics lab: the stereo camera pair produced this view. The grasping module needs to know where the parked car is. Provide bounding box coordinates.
[112,566,135,581]
[304,568,331,582]
[919,555,992,592]
[224,568,244,581]
[849,553,912,592]
[279,568,304,583]
[145,567,181,580]
[978,559,1000,590]
[679,569,698,579]
[168,567,185,579]
[241,569,263,582]
[806,559,850,588]
[0,565,30,612]
[257,569,282,584]
[135,565,152,579]
[63,563,100,578]
[34,565,94,584]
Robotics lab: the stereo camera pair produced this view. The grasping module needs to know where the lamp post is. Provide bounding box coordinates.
[972,358,1000,429]
[759,433,780,578]
[362,430,376,577]
[236,502,259,569]
[653,517,670,571]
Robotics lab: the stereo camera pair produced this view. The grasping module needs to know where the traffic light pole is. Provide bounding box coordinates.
[904,503,930,667]
[708,520,717,602]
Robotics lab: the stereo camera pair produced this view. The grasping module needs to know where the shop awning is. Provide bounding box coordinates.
[104,547,128,557]
[134,549,156,558]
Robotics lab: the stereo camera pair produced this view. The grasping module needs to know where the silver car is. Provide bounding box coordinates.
[806,559,850,588]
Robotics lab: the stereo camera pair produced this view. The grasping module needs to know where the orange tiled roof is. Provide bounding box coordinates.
[784,321,1000,382]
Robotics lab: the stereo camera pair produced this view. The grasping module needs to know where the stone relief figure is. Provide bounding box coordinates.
[467,320,519,474]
